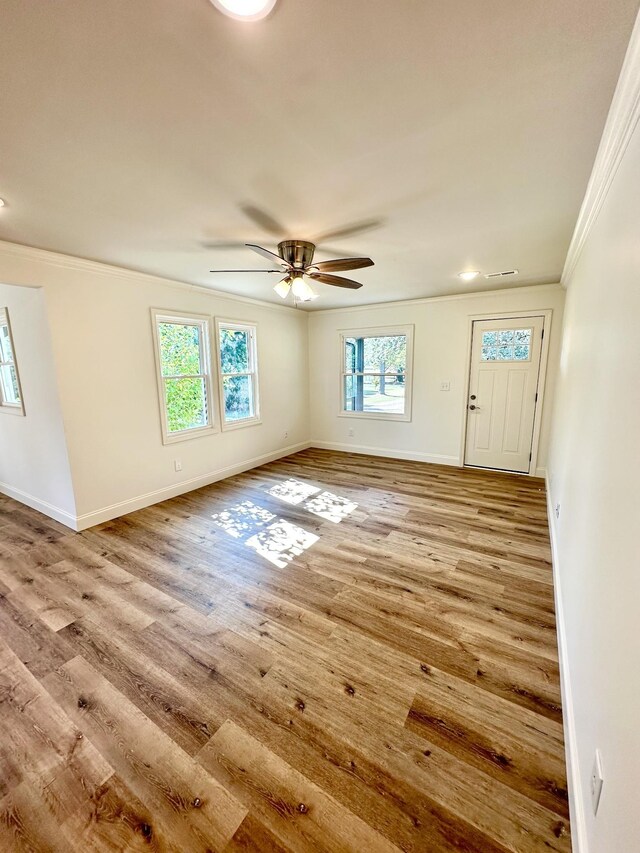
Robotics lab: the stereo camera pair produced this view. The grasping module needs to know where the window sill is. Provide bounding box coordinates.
[337,411,412,423]
[161,425,218,445]
[0,404,25,417]
[221,417,262,432]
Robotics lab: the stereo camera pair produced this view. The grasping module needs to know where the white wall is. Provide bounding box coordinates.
[308,284,564,472]
[0,243,309,528]
[546,37,640,852]
[0,282,76,523]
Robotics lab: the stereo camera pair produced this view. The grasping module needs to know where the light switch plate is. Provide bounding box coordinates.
[591,750,604,815]
[440,381,450,391]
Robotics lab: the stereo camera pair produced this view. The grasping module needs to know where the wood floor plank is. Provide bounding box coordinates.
[0,639,113,835]
[405,680,569,817]
[0,448,570,851]
[42,655,247,852]
[198,720,403,853]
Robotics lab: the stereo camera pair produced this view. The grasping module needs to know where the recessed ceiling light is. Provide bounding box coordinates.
[458,270,480,281]
[209,0,277,21]
[0,199,5,208]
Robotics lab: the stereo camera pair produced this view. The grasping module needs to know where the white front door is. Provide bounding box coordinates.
[464,316,545,473]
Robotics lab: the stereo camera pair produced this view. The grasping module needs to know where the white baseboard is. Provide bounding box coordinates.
[74,441,312,531]
[310,441,460,467]
[545,473,587,853]
[0,482,77,528]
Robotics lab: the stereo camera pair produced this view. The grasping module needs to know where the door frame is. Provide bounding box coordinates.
[459,309,553,476]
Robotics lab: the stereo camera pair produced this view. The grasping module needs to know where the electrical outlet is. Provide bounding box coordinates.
[174,460,182,472]
[440,381,451,391]
[555,503,560,520]
[284,430,288,440]
[591,750,604,815]
[348,428,354,437]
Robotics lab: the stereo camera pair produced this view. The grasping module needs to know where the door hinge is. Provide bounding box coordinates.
[535,392,538,402]
[529,452,532,462]
[541,329,545,340]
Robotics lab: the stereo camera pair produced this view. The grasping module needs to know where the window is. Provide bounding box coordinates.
[481,328,532,362]
[340,326,413,421]
[0,309,24,415]
[152,310,215,443]
[216,320,260,429]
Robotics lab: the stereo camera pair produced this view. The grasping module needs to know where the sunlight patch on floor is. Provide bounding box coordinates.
[268,478,358,523]
[211,501,276,538]
[211,499,318,568]
[268,478,320,505]
[211,480,356,569]
[305,491,358,523]
[245,520,319,568]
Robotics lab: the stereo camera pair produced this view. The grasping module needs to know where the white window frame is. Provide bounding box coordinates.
[216,318,261,431]
[0,308,25,416]
[338,325,414,422]
[151,309,217,445]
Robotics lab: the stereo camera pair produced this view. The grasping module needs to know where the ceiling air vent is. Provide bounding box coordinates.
[485,269,519,279]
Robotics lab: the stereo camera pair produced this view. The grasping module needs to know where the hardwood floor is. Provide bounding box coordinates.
[0,449,570,852]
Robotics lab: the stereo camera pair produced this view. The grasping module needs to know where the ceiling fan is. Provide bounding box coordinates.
[209,239,374,302]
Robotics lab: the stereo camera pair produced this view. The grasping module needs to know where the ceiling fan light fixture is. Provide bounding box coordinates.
[458,270,480,281]
[209,0,277,21]
[273,278,291,299]
[291,274,315,302]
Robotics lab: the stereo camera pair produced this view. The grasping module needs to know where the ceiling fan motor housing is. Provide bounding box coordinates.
[278,240,316,269]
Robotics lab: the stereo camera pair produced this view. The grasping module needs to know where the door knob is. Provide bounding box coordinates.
[469,404,480,410]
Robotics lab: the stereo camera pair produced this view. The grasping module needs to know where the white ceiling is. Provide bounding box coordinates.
[0,0,638,309]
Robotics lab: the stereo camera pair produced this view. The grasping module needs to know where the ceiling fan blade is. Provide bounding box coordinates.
[241,205,287,237]
[308,272,363,290]
[246,243,291,269]
[314,218,382,244]
[312,257,374,273]
[209,269,286,273]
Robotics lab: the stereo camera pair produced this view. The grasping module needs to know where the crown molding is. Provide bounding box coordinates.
[0,239,302,315]
[562,12,640,287]
[307,282,563,317]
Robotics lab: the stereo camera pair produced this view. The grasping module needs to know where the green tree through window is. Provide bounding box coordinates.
[154,316,212,439]
[218,322,258,425]
[343,330,411,416]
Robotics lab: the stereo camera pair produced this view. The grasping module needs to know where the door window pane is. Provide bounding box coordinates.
[482,346,498,361]
[481,327,533,362]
